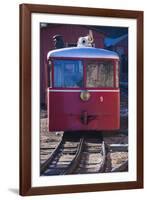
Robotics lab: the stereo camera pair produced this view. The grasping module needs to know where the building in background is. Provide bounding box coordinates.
[104,34,128,83]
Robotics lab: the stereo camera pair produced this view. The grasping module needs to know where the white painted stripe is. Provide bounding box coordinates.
[48,89,119,92]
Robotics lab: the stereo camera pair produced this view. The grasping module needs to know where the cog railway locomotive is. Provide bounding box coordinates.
[47,32,120,132]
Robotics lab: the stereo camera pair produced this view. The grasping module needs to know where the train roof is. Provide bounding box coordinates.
[47,47,119,60]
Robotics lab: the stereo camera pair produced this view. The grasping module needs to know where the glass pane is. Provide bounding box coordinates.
[54,60,83,88]
[86,61,114,87]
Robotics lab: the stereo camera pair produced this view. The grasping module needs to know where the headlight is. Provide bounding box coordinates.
[80,90,91,101]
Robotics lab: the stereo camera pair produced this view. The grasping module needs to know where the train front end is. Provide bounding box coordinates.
[47,47,120,132]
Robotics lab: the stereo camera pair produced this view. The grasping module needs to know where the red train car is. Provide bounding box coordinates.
[47,46,120,132]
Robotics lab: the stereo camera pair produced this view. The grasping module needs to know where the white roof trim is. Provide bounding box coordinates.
[47,47,119,60]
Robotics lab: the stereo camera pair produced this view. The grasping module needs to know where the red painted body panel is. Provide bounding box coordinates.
[48,90,120,131]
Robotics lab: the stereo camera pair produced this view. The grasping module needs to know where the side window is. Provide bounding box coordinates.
[86,61,114,88]
[115,61,119,88]
[54,60,83,88]
[48,60,52,87]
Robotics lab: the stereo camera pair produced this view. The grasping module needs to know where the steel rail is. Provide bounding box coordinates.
[40,138,63,174]
[61,137,84,175]
[98,141,107,173]
[111,160,128,172]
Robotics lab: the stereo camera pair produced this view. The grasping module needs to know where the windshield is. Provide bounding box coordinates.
[86,61,114,87]
[54,60,83,88]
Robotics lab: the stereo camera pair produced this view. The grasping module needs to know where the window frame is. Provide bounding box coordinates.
[115,60,120,88]
[50,58,84,89]
[48,60,52,88]
[49,57,119,89]
[85,59,116,89]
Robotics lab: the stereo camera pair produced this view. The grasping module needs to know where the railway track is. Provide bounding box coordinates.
[40,132,128,175]
[41,132,107,175]
[41,134,84,176]
[73,138,106,174]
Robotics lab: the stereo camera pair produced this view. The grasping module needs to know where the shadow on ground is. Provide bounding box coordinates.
[8,188,19,195]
